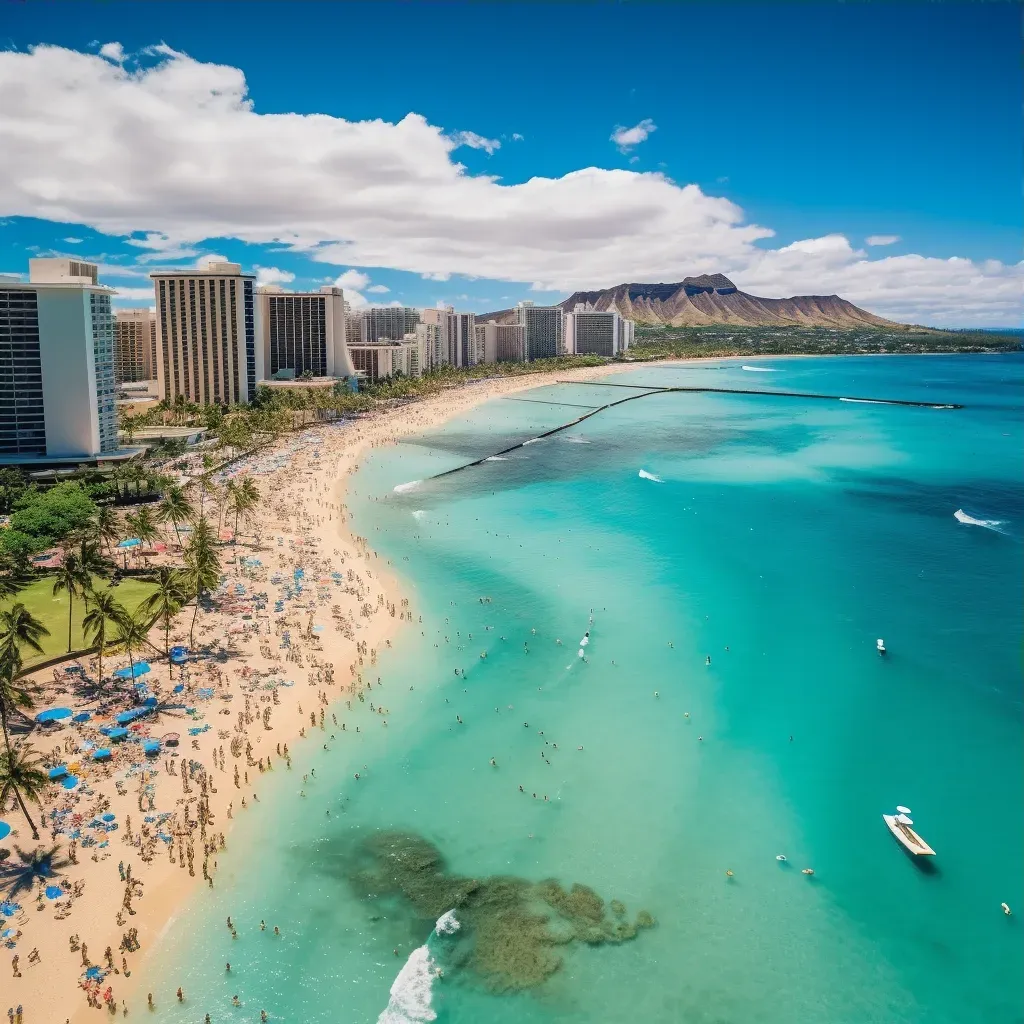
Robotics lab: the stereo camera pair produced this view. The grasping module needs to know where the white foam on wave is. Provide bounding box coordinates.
[376,911,459,1024]
[839,398,886,405]
[638,469,663,483]
[377,946,438,1024]
[393,480,421,494]
[523,438,542,445]
[411,510,427,521]
[435,909,460,936]
[954,508,1005,531]
[742,365,775,372]
[564,436,591,444]
[484,456,508,462]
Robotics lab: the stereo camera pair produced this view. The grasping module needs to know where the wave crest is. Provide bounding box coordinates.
[393,480,422,494]
[638,469,663,483]
[954,508,1005,531]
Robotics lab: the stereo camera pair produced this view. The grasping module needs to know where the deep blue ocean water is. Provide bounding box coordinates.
[142,355,1023,1024]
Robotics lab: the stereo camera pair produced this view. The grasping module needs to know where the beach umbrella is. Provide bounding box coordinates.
[113,661,151,680]
[36,707,73,724]
[143,741,161,756]
[896,805,912,814]
[92,749,112,761]
[48,766,68,781]
[117,538,141,548]
[101,813,115,822]
[62,776,79,790]
[72,712,91,723]
[0,822,11,842]
[44,886,63,899]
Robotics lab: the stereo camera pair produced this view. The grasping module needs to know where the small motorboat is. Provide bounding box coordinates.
[876,638,886,655]
[883,806,935,856]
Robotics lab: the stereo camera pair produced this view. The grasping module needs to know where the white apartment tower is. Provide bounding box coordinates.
[257,285,354,379]
[564,305,634,357]
[0,259,119,463]
[516,301,564,360]
[361,306,421,344]
[114,308,157,383]
[151,263,259,406]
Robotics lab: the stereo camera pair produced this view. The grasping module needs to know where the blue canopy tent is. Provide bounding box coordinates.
[113,661,151,680]
[91,748,112,761]
[36,707,73,724]
[169,646,189,665]
[116,538,141,548]
[143,740,161,756]
[115,707,153,726]
[62,775,79,790]
[101,727,129,742]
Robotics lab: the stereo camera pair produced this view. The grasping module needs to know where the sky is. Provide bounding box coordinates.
[0,1,1020,327]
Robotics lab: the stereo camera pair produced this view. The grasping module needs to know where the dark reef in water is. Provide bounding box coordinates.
[340,831,655,992]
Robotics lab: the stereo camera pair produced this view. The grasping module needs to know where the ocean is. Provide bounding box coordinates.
[142,354,1023,1024]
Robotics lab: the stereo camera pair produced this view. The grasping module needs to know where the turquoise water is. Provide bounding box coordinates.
[142,355,1023,1024]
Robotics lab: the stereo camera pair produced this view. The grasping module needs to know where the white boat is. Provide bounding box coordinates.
[876,638,886,655]
[883,807,935,856]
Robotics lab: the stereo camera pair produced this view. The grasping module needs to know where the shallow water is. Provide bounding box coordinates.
[142,354,1023,1024]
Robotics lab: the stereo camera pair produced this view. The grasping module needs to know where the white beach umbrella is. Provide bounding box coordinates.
[896,805,912,814]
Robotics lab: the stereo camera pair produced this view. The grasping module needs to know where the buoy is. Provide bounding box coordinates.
[1001,902,1012,916]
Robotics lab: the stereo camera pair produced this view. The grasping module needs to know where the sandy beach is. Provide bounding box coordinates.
[2,361,626,1023]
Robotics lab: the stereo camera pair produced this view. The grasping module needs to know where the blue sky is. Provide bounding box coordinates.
[0,1,1019,325]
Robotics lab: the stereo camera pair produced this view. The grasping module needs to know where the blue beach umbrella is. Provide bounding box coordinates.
[117,538,141,548]
[48,766,68,781]
[45,885,63,899]
[101,813,116,822]
[113,661,151,680]
[92,748,112,761]
[0,822,11,842]
[62,776,79,790]
[72,712,91,723]
[36,707,73,724]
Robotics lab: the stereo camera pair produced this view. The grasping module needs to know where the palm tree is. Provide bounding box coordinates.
[51,552,89,653]
[227,476,260,543]
[111,607,156,690]
[125,506,159,549]
[91,505,122,555]
[139,567,187,663]
[0,668,36,759]
[0,746,48,841]
[156,486,195,549]
[0,554,29,602]
[0,602,48,758]
[76,539,111,580]
[81,589,125,688]
[180,517,220,646]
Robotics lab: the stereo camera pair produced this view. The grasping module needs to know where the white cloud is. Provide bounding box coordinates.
[98,42,124,63]
[254,265,295,287]
[334,269,370,291]
[610,119,656,153]
[0,44,1017,326]
[511,133,524,142]
[365,284,389,293]
[448,130,500,155]
[866,234,901,246]
[196,253,228,267]
[63,236,83,244]
[112,285,155,301]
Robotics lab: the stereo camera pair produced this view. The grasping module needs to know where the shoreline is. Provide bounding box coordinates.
[5,360,625,1023]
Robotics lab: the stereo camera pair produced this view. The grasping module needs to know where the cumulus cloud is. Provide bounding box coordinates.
[63,237,83,244]
[365,284,389,293]
[112,285,155,301]
[196,254,229,268]
[0,43,1018,325]
[255,265,295,287]
[611,119,656,153]
[866,234,901,246]
[448,130,501,155]
[98,42,124,63]
[334,269,370,291]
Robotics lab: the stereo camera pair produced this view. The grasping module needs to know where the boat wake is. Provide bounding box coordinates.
[638,469,663,483]
[393,480,422,494]
[377,911,460,1024]
[741,365,775,372]
[954,508,1005,532]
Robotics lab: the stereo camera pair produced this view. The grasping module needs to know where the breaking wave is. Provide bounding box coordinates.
[638,469,663,483]
[484,456,508,462]
[564,436,592,444]
[376,911,459,1024]
[523,438,542,445]
[741,365,775,372]
[393,480,421,494]
[839,398,886,405]
[954,508,1005,532]
[411,510,427,521]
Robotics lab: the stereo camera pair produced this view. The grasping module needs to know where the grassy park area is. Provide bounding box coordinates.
[0,574,158,667]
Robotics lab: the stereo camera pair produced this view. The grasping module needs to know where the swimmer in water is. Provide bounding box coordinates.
[706,655,711,666]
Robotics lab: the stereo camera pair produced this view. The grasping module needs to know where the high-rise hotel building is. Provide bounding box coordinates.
[151,263,259,406]
[516,301,564,361]
[114,308,157,383]
[0,259,120,463]
[256,285,354,379]
[564,305,634,357]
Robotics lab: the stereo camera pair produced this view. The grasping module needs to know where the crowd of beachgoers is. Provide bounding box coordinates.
[1,363,623,1022]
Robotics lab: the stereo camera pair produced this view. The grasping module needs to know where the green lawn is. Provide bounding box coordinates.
[0,574,158,666]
